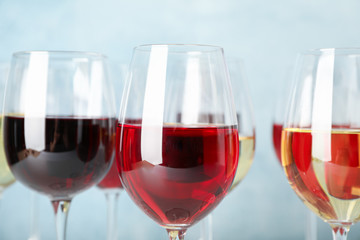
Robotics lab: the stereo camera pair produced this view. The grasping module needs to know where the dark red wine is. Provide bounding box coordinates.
[97,160,123,189]
[4,116,117,200]
[117,124,239,227]
[272,123,282,163]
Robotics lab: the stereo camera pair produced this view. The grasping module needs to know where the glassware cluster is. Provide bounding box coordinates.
[0,45,254,240]
[1,45,359,240]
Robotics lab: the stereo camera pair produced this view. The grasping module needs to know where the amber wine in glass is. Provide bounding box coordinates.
[282,48,360,240]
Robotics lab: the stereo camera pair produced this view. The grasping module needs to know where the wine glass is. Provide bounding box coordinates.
[282,48,360,239]
[0,63,16,196]
[227,59,255,191]
[97,160,123,240]
[272,67,318,240]
[200,58,255,240]
[1,63,41,240]
[96,63,127,240]
[116,44,239,240]
[3,51,117,240]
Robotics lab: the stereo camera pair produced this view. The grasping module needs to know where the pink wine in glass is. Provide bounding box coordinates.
[4,116,117,200]
[117,123,239,227]
[98,160,123,189]
[272,123,282,163]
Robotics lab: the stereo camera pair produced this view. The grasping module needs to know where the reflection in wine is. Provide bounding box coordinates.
[282,128,360,224]
[4,116,117,200]
[118,123,239,228]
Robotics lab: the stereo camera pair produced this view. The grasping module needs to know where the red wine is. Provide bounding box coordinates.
[4,116,117,200]
[117,124,239,227]
[272,123,282,163]
[97,160,123,189]
[282,128,360,222]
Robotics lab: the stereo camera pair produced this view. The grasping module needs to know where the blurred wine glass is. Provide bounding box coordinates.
[199,58,255,240]
[272,67,317,240]
[272,69,292,164]
[97,160,123,240]
[96,63,127,240]
[0,63,15,196]
[227,59,255,191]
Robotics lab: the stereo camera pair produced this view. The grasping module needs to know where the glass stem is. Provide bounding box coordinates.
[200,214,213,240]
[105,191,120,240]
[305,211,317,240]
[0,190,3,212]
[51,199,71,240]
[167,229,186,240]
[29,191,39,240]
[331,225,350,240]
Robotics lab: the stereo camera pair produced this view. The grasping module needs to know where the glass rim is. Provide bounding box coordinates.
[301,47,360,56]
[12,50,107,59]
[133,44,224,54]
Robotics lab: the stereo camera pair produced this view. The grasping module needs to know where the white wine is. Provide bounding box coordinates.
[230,136,255,191]
[0,117,15,192]
[282,128,360,224]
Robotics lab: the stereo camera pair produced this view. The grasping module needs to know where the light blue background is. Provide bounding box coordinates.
[1,0,360,239]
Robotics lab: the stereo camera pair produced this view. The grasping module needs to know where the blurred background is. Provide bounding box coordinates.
[1,0,360,239]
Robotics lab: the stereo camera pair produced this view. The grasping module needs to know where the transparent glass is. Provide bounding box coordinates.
[272,67,317,240]
[0,63,15,196]
[1,63,40,240]
[117,44,239,239]
[227,59,255,191]
[200,58,255,239]
[282,48,360,240]
[28,191,40,240]
[3,51,117,240]
[96,63,127,240]
[272,68,293,164]
[97,161,123,240]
